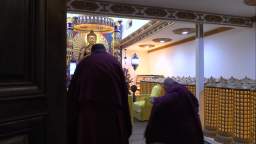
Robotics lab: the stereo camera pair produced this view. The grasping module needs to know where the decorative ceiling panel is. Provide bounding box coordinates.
[67,0,253,27]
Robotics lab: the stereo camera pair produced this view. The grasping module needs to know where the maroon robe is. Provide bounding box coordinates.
[68,52,132,144]
[145,82,204,144]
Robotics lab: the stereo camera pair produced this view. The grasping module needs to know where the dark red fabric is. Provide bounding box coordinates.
[68,52,132,144]
[145,82,204,144]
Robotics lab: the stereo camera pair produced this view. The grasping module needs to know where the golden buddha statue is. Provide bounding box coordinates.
[84,30,97,57]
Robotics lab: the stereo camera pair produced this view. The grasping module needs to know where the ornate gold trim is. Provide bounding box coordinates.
[138,44,155,48]
[67,0,253,27]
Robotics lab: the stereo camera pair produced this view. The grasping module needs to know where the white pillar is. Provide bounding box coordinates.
[254,22,256,80]
[195,23,204,100]
[196,23,205,128]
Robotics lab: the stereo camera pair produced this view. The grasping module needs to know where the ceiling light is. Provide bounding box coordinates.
[181,31,189,35]
[73,16,115,33]
[173,28,195,35]
[152,38,172,43]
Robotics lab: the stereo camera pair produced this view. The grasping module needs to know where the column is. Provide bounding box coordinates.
[195,23,205,129]
[196,23,204,100]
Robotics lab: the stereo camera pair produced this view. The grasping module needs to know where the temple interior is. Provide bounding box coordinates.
[66,13,256,144]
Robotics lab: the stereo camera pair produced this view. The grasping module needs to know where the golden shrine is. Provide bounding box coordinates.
[66,16,122,64]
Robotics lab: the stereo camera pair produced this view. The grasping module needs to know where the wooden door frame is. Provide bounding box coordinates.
[46,0,67,143]
[64,1,255,144]
[0,0,66,143]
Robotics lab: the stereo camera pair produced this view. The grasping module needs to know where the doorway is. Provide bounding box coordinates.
[2,0,254,144]
[66,7,256,143]
[65,12,199,144]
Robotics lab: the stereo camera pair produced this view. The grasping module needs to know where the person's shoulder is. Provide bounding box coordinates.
[101,53,121,65]
[153,91,179,105]
[81,53,121,67]
[91,52,113,59]
[77,56,91,65]
[103,52,118,60]
[153,95,169,105]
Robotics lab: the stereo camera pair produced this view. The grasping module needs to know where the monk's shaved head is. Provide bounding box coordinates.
[91,43,106,53]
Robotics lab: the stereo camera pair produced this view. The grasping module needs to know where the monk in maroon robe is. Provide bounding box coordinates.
[68,44,132,144]
[145,78,204,144]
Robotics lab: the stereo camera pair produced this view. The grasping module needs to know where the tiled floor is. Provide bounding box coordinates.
[129,121,213,144]
[129,121,147,144]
